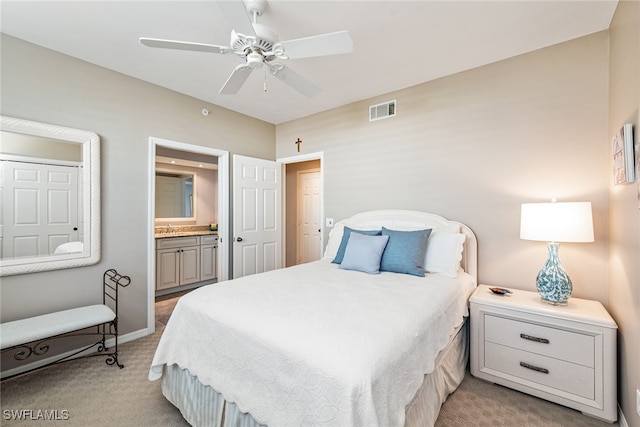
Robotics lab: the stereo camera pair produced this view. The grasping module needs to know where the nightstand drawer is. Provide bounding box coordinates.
[485,342,595,400]
[485,314,594,367]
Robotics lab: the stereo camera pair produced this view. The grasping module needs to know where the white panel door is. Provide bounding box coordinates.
[1,160,79,258]
[233,155,281,278]
[297,170,322,264]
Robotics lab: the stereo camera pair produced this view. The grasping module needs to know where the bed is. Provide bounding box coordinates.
[149,210,477,427]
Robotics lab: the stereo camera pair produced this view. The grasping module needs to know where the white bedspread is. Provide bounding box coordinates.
[149,259,476,427]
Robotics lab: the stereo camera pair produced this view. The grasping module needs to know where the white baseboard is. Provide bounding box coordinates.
[1,327,152,380]
[108,327,153,346]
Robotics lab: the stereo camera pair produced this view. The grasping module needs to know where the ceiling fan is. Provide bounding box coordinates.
[139,0,353,97]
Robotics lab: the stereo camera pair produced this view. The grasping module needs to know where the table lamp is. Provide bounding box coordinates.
[520,201,594,305]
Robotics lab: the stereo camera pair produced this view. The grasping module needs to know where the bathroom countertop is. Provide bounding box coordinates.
[154,230,218,239]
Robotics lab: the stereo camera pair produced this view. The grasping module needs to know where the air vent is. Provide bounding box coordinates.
[369,100,396,122]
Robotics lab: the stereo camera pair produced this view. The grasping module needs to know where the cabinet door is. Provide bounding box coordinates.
[156,248,180,290]
[201,244,217,281]
[180,246,200,285]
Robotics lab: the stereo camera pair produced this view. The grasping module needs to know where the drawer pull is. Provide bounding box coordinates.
[519,361,549,374]
[520,333,549,344]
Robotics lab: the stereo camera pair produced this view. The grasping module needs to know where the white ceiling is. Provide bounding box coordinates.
[1,1,618,125]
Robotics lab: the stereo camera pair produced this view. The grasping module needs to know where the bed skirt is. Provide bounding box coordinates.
[161,318,469,427]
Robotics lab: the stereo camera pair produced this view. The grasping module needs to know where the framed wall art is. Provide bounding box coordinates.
[612,123,635,185]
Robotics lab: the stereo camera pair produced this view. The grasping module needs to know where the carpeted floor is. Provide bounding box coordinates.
[434,372,618,427]
[0,294,619,427]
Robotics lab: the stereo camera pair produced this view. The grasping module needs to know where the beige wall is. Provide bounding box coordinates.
[0,35,275,336]
[277,32,610,303]
[608,1,640,426]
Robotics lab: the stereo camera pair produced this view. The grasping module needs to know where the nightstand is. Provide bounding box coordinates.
[470,284,617,423]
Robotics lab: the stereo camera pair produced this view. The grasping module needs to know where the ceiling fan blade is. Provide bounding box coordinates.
[140,37,230,54]
[276,31,353,59]
[217,0,256,38]
[271,65,321,97]
[219,64,254,94]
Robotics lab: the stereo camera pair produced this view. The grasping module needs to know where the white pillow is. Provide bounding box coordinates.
[324,223,345,259]
[424,232,466,277]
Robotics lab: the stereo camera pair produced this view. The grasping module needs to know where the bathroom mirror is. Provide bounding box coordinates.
[0,116,100,276]
[154,147,218,224]
[155,171,195,219]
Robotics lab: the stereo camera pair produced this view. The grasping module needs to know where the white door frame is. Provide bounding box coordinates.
[277,152,324,264]
[147,137,229,334]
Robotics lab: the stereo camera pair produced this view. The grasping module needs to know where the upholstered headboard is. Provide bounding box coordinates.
[325,210,478,281]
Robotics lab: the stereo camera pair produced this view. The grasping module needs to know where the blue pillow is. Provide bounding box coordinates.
[339,233,389,274]
[332,226,381,264]
[380,227,432,276]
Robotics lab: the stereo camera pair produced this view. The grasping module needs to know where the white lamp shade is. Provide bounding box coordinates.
[520,202,594,243]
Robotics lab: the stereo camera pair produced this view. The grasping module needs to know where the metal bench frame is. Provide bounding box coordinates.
[1,269,130,381]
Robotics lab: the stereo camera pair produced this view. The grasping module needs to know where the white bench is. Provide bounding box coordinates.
[0,269,130,381]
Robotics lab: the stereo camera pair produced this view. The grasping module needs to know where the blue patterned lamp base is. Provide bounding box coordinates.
[536,242,572,306]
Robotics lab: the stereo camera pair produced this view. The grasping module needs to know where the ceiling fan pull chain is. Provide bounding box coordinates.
[264,67,268,92]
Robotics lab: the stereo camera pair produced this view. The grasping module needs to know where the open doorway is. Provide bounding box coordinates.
[147,137,229,334]
[280,153,324,267]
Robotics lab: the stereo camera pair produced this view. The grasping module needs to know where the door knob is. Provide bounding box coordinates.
[236,237,243,242]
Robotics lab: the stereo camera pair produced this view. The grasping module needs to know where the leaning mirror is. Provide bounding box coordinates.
[0,116,100,276]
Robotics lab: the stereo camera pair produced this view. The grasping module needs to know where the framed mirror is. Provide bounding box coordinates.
[155,171,195,219]
[0,116,100,276]
[153,147,218,225]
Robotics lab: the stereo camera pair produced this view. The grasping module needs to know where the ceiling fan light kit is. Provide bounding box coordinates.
[139,0,352,97]
[246,51,264,69]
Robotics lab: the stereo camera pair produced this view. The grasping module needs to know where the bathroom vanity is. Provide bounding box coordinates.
[155,229,218,296]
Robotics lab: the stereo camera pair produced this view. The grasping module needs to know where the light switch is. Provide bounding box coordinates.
[325,218,334,227]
